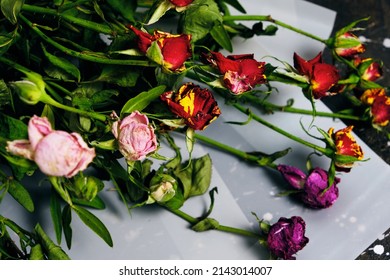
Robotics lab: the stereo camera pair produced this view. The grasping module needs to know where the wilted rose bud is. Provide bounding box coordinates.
[160,83,221,130]
[277,165,340,208]
[72,174,104,201]
[267,216,309,260]
[293,52,340,99]
[6,116,95,178]
[328,126,364,172]
[354,57,383,82]
[111,111,158,162]
[147,174,177,204]
[334,32,366,58]
[129,26,192,72]
[203,51,266,95]
[361,88,390,127]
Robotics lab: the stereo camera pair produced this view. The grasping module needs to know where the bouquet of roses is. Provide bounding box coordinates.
[0,0,388,260]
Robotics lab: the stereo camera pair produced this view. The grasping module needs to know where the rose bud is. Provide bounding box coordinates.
[277,165,340,209]
[328,126,364,172]
[293,52,340,99]
[129,26,192,72]
[10,80,43,105]
[334,32,366,58]
[203,51,266,94]
[354,57,383,82]
[6,116,95,178]
[146,174,177,204]
[160,83,221,130]
[169,0,194,7]
[111,111,158,162]
[370,95,390,127]
[267,216,309,260]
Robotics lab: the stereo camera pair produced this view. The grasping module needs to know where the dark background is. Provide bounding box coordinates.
[307,0,390,260]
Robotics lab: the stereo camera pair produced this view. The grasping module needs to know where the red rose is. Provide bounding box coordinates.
[293,52,340,99]
[169,0,194,7]
[328,126,364,172]
[204,52,266,95]
[334,32,366,58]
[361,88,390,127]
[354,57,383,82]
[160,83,221,130]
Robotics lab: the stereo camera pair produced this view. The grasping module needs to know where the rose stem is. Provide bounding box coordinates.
[222,15,329,45]
[165,207,263,239]
[231,102,333,156]
[19,14,156,67]
[241,94,365,121]
[192,133,278,169]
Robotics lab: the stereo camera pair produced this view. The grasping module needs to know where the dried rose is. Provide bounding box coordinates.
[203,51,266,95]
[293,52,340,99]
[267,216,309,260]
[277,165,340,209]
[334,32,366,58]
[160,83,221,130]
[354,57,383,82]
[111,111,158,161]
[129,26,192,72]
[6,116,95,178]
[361,88,390,127]
[328,126,364,172]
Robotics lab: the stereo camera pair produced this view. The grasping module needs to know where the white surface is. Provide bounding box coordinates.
[2,0,390,260]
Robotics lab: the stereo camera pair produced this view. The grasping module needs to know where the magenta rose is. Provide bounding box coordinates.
[111,111,158,161]
[169,0,194,7]
[267,216,309,260]
[277,165,340,208]
[6,115,95,178]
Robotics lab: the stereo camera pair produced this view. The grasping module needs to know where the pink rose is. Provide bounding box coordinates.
[6,116,95,178]
[111,111,158,161]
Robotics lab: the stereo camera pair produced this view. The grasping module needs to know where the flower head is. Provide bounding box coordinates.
[361,88,390,127]
[354,57,383,82]
[203,52,266,95]
[293,52,340,99]
[267,216,309,260]
[160,83,221,130]
[129,26,192,72]
[112,111,158,161]
[328,126,364,172]
[334,32,366,58]
[6,116,95,177]
[277,165,340,208]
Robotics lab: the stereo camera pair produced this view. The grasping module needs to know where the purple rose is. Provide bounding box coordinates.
[267,216,309,260]
[112,111,158,161]
[277,165,340,209]
[6,115,95,178]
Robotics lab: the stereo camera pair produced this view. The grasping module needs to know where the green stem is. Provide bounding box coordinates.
[193,133,277,169]
[166,207,262,239]
[21,4,118,35]
[243,95,365,121]
[40,92,107,122]
[223,15,329,45]
[232,103,332,156]
[19,14,155,67]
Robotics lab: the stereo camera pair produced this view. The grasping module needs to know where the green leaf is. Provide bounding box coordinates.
[183,0,222,43]
[62,205,72,250]
[50,190,63,244]
[174,154,212,199]
[210,21,233,52]
[96,65,140,87]
[1,0,24,25]
[41,44,81,82]
[72,195,106,210]
[106,0,136,22]
[120,85,166,116]
[8,180,34,212]
[72,205,113,247]
[34,224,71,260]
[29,244,45,260]
[192,218,219,232]
[222,0,246,13]
[0,113,27,140]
